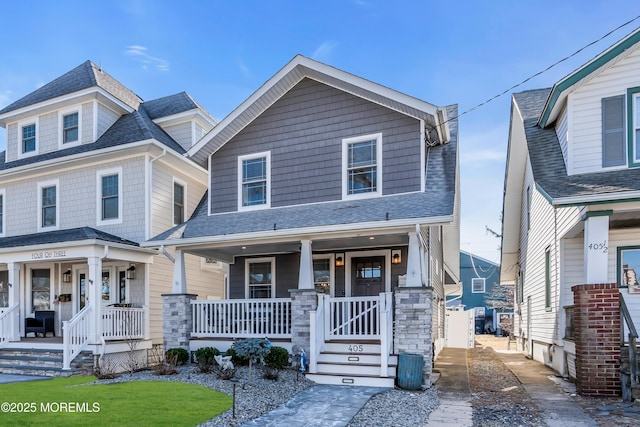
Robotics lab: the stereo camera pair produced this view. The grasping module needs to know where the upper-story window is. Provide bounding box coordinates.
[63,112,79,143]
[472,277,485,293]
[238,152,270,210]
[173,179,185,225]
[342,133,382,199]
[37,180,59,231]
[97,168,122,225]
[626,88,640,167]
[602,95,626,167]
[22,123,36,154]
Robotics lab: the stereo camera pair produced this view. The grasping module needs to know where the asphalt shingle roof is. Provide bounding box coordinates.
[0,227,139,249]
[141,92,199,120]
[514,89,640,203]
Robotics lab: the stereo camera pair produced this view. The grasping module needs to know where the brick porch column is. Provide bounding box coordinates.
[289,289,318,356]
[571,283,620,396]
[394,287,433,387]
[162,293,197,351]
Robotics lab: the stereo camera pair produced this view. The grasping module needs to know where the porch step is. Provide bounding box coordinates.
[0,348,93,377]
[322,341,382,354]
[316,361,396,377]
[318,352,398,366]
[305,372,396,388]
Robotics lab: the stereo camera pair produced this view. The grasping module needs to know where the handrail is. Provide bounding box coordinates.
[620,294,639,391]
[380,293,392,377]
[62,304,92,370]
[620,295,638,339]
[309,294,326,374]
[0,304,19,348]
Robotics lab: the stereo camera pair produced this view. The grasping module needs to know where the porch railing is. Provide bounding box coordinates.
[620,294,639,398]
[102,306,146,341]
[325,294,386,340]
[309,294,327,373]
[379,292,393,377]
[191,298,292,338]
[62,304,92,370]
[0,304,19,349]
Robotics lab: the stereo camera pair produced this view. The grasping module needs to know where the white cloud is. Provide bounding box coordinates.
[311,42,338,62]
[125,45,170,71]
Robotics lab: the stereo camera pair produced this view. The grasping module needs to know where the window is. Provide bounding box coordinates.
[526,185,531,231]
[545,247,551,311]
[0,189,5,236]
[472,277,485,293]
[31,269,50,311]
[173,180,185,225]
[22,123,36,154]
[619,246,640,293]
[246,258,275,298]
[37,180,58,231]
[628,88,640,166]
[517,269,524,304]
[102,270,111,302]
[0,271,8,307]
[97,168,122,224]
[238,152,270,210]
[343,133,382,198]
[602,95,626,167]
[313,257,332,295]
[63,112,79,144]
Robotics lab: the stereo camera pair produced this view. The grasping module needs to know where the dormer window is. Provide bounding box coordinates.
[22,123,36,154]
[63,112,79,143]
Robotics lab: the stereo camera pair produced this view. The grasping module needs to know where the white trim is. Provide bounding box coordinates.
[245,257,275,298]
[420,120,426,193]
[0,188,6,237]
[312,253,335,297]
[37,179,60,232]
[345,250,391,297]
[471,277,486,293]
[342,133,383,200]
[92,100,99,142]
[58,106,82,149]
[172,177,187,226]
[207,155,212,216]
[566,93,574,175]
[17,117,39,159]
[96,167,123,226]
[237,151,271,211]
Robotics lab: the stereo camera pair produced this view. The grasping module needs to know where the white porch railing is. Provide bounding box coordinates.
[309,294,327,373]
[63,304,92,370]
[191,298,292,338]
[102,306,146,341]
[0,304,19,349]
[324,294,386,340]
[379,292,393,377]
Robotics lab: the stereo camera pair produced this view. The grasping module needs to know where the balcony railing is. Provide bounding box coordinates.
[102,306,146,341]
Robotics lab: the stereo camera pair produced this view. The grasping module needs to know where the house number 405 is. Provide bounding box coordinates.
[348,345,364,352]
[588,241,608,253]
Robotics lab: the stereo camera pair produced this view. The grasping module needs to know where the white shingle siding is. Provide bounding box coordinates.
[6,123,18,162]
[163,122,192,152]
[82,102,93,143]
[97,102,120,139]
[38,112,57,154]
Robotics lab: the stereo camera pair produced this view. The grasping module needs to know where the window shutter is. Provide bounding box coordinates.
[602,95,625,167]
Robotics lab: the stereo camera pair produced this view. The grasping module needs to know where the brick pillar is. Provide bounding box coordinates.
[571,283,620,396]
[162,293,197,351]
[289,289,318,355]
[394,287,433,386]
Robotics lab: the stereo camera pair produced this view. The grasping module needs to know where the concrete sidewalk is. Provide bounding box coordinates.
[427,347,473,426]
[0,373,50,384]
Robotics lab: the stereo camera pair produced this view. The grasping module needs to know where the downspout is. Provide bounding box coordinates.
[159,245,175,264]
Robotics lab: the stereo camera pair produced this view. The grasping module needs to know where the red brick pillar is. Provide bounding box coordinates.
[571,283,620,396]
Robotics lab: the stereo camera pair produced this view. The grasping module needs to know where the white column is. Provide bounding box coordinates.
[298,239,314,290]
[87,256,102,343]
[405,231,422,287]
[584,214,610,284]
[7,262,20,340]
[172,249,187,293]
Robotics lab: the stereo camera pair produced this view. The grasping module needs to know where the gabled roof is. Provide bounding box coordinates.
[0,227,139,249]
[0,60,142,116]
[142,91,215,123]
[188,55,446,166]
[539,27,640,128]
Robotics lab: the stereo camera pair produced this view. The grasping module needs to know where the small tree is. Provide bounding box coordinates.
[485,283,514,335]
[231,338,271,384]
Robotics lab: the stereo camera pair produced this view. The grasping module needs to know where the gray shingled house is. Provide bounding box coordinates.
[501,28,640,399]
[147,55,460,388]
[0,61,225,375]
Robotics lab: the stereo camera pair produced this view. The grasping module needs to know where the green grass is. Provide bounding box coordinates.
[0,376,232,426]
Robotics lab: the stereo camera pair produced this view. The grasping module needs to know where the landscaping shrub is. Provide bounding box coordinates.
[225,347,248,366]
[231,338,271,384]
[263,346,290,380]
[194,347,220,373]
[165,348,190,366]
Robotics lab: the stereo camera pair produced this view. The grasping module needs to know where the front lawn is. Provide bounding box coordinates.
[0,376,232,426]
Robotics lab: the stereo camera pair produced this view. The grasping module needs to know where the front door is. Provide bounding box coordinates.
[352,257,385,297]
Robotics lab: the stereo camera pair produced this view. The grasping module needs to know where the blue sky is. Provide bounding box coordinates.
[0,1,638,263]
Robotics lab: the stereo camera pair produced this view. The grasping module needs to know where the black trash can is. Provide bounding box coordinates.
[397,353,424,390]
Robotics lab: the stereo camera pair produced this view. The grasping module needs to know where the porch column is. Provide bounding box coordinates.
[298,239,314,290]
[172,249,187,294]
[404,231,422,287]
[87,256,102,343]
[7,262,20,340]
[583,212,610,284]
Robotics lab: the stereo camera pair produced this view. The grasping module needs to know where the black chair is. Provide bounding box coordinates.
[24,310,55,337]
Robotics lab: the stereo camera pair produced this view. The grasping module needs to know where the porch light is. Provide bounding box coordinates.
[127,265,136,280]
[335,254,344,267]
[392,250,401,264]
[63,269,72,283]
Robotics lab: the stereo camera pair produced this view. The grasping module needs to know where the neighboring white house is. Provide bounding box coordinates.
[147,55,460,388]
[501,28,640,397]
[0,61,226,374]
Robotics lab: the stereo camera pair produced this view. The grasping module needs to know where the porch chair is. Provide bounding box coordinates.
[24,310,55,338]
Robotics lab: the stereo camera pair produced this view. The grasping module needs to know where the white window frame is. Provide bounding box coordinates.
[238,151,271,211]
[0,189,5,237]
[245,257,275,299]
[58,106,82,148]
[37,179,59,232]
[312,254,335,297]
[630,91,640,165]
[172,177,187,226]
[17,117,39,159]
[342,133,383,200]
[96,167,123,226]
[472,277,486,293]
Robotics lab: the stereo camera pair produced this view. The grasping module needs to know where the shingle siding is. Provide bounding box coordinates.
[97,102,120,139]
[38,111,57,154]
[81,102,93,143]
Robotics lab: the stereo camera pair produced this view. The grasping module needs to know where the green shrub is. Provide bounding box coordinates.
[264,346,289,369]
[165,348,190,366]
[225,347,248,366]
[194,347,220,373]
[231,338,271,384]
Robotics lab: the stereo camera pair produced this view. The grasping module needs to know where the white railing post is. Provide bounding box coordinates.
[310,294,326,374]
[0,304,19,348]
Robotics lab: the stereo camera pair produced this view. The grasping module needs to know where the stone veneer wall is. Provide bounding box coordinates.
[394,287,433,386]
[289,289,318,359]
[162,293,197,351]
[571,283,620,397]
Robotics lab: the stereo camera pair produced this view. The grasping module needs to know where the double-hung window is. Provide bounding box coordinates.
[246,258,275,298]
[627,88,640,167]
[63,112,79,144]
[602,95,626,167]
[22,123,36,154]
[97,168,122,225]
[472,277,485,293]
[37,180,58,231]
[343,133,382,198]
[238,152,270,210]
[173,180,185,225]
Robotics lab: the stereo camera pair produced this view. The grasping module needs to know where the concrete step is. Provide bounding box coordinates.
[305,372,395,388]
[315,361,396,377]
